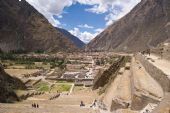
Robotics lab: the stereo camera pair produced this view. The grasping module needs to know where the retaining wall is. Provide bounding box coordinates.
[135,54,170,92]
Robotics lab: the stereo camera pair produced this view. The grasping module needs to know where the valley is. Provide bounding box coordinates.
[0,50,170,113]
[0,0,170,113]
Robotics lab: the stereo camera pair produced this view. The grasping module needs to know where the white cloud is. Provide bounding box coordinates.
[69,27,103,43]
[85,4,108,14]
[77,0,140,26]
[95,28,104,33]
[81,0,141,26]
[69,28,95,43]
[26,0,140,27]
[105,0,141,26]
[26,0,73,27]
[78,24,94,29]
[58,15,63,19]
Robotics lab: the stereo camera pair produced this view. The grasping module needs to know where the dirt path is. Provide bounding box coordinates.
[132,58,164,100]
[116,70,132,103]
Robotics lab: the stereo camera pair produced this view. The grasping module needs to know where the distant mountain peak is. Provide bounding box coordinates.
[56,28,85,48]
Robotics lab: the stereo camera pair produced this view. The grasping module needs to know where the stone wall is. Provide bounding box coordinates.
[93,56,127,90]
[135,54,170,92]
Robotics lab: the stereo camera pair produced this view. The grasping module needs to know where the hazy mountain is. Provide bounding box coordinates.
[87,0,170,52]
[0,0,77,53]
[56,28,85,48]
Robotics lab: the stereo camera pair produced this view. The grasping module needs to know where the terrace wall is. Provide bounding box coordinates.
[135,54,170,92]
[93,56,130,90]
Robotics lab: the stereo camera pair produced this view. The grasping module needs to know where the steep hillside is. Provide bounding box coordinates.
[87,0,170,52]
[0,0,77,53]
[0,64,26,103]
[56,28,85,48]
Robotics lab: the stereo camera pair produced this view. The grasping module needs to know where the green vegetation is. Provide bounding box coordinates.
[34,82,50,92]
[56,81,70,83]
[0,53,66,69]
[0,53,64,63]
[50,84,71,93]
[0,53,16,60]
[34,50,45,54]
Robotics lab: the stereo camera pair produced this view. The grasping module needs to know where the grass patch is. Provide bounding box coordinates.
[51,84,71,93]
[56,81,72,83]
[34,82,49,92]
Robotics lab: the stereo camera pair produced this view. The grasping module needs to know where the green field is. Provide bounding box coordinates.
[50,84,71,93]
[34,81,50,92]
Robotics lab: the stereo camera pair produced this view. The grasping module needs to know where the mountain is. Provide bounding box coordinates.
[56,28,85,48]
[0,0,77,53]
[87,0,170,52]
[0,64,26,103]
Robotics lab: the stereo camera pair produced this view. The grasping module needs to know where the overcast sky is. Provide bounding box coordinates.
[26,0,140,43]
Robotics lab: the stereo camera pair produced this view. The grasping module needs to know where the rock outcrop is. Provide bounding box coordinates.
[0,64,26,103]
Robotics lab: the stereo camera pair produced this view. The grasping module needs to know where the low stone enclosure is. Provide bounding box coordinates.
[49,93,60,100]
[135,54,170,92]
[46,73,94,87]
[75,79,94,87]
[24,79,42,89]
[23,70,44,78]
[19,91,45,100]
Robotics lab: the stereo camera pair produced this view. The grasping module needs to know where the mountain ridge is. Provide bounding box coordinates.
[0,0,77,53]
[87,0,170,52]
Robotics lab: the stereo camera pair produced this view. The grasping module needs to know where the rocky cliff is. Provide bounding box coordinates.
[87,0,170,52]
[0,0,77,53]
